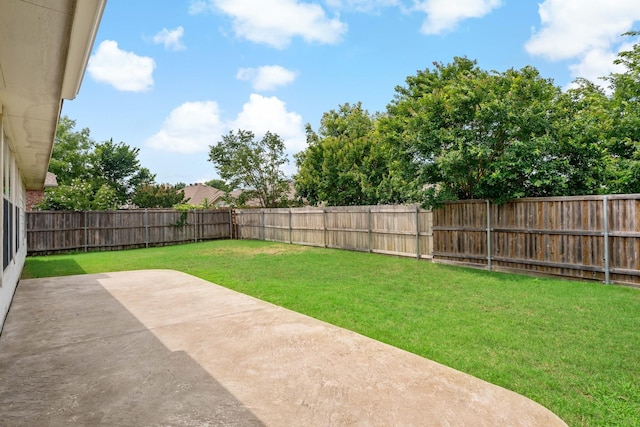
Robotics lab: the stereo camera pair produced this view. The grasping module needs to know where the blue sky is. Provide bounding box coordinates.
[61,0,640,185]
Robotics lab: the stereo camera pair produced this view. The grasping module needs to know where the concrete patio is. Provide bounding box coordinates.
[0,270,567,426]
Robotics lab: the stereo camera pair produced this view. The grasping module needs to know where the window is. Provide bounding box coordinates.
[3,138,9,198]
[2,137,18,271]
[15,204,19,252]
[3,198,10,270]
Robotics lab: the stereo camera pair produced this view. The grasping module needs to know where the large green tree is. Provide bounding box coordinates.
[39,116,156,210]
[39,179,120,211]
[294,102,407,206]
[204,179,233,192]
[298,39,640,207]
[90,139,155,205]
[382,57,572,205]
[602,31,640,193]
[296,103,373,205]
[208,130,291,208]
[131,184,186,208]
[549,79,611,196]
[543,32,640,196]
[48,116,93,184]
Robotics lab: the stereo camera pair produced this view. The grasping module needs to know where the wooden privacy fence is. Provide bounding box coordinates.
[235,205,434,259]
[27,209,232,255]
[433,195,640,286]
[26,196,640,286]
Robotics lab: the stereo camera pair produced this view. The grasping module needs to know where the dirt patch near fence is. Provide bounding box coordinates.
[202,242,310,257]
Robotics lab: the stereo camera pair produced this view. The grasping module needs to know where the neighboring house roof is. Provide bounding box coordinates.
[44,172,58,188]
[183,184,264,208]
[182,184,225,206]
[183,182,299,208]
[228,189,262,207]
[285,180,297,201]
[0,0,106,190]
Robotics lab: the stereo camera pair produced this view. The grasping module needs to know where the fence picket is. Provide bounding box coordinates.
[26,195,640,286]
[431,195,640,287]
[236,205,432,259]
[27,209,231,255]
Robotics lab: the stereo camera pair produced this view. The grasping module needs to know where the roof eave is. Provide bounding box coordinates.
[60,0,107,100]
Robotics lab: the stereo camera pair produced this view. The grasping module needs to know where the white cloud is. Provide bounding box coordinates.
[188,0,347,48]
[231,94,306,154]
[153,26,186,51]
[145,101,225,153]
[325,0,399,12]
[236,65,298,91]
[525,0,640,89]
[566,48,623,89]
[88,40,155,92]
[188,0,208,14]
[525,0,640,61]
[414,0,502,35]
[146,95,305,160]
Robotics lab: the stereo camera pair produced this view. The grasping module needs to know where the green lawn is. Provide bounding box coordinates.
[22,240,640,426]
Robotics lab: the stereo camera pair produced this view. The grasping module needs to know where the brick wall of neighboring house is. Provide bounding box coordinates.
[26,190,45,211]
[26,172,58,211]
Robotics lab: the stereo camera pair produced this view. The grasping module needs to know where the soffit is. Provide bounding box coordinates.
[0,0,105,190]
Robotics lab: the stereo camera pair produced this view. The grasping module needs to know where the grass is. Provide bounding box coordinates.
[22,240,640,427]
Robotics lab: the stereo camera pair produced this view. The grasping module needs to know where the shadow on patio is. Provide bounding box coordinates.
[0,272,263,426]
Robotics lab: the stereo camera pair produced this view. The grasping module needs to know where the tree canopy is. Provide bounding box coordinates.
[39,117,171,210]
[295,102,397,206]
[603,31,640,193]
[48,116,93,184]
[294,32,640,207]
[90,139,155,204]
[383,57,569,204]
[43,33,640,210]
[208,130,292,208]
[131,184,186,208]
[204,179,233,193]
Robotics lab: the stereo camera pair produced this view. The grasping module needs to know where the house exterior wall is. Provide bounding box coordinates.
[0,0,106,332]
[0,118,27,331]
[26,190,45,211]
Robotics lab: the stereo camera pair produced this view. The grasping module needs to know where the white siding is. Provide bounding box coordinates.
[0,118,27,331]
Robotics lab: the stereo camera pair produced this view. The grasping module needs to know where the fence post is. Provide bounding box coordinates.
[368,207,372,253]
[193,209,197,243]
[603,196,610,284]
[416,205,420,260]
[261,209,265,241]
[289,209,293,244]
[83,210,88,253]
[144,209,149,248]
[323,208,327,248]
[229,208,233,239]
[486,200,492,271]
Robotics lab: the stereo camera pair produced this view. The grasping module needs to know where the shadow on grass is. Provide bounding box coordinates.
[21,258,86,279]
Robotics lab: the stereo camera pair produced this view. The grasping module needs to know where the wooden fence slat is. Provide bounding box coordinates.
[235,205,433,260]
[27,209,232,255]
[432,195,640,286]
[28,196,640,287]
